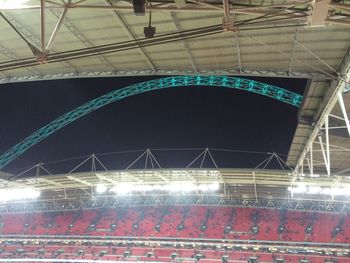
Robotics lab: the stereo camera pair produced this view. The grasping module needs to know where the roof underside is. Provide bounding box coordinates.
[0,0,350,189]
[288,89,350,174]
[0,0,349,82]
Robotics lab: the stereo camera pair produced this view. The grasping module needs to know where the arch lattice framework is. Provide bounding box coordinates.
[0,76,303,169]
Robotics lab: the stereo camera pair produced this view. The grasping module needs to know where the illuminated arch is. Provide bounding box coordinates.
[0,76,302,169]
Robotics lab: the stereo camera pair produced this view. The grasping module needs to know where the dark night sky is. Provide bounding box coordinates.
[0,76,307,174]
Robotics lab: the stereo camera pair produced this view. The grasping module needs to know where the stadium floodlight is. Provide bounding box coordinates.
[288,184,307,194]
[134,184,153,192]
[96,184,107,194]
[108,182,221,194]
[168,182,188,192]
[179,182,196,192]
[308,186,322,194]
[197,184,209,191]
[0,188,40,202]
[208,182,220,191]
[0,0,29,9]
[110,183,133,195]
[152,184,162,190]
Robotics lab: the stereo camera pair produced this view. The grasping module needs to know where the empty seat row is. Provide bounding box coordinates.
[1,206,349,243]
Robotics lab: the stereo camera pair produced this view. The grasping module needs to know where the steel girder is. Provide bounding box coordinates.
[0,195,349,214]
[0,75,303,170]
[0,70,330,84]
[294,47,350,176]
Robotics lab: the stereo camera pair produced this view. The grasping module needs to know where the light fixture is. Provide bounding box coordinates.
[308,186,322,194]
[144,10,156,38]
[168,182,196,192]
[96,184,107,194]
[288,184,307,194]
[110,183,133,195]
[109,182,220,194]
[208,182,220,191]
[197,183,220,191]
[0,188,40,202]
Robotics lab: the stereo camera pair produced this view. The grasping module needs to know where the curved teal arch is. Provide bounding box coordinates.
[0,75,302,169]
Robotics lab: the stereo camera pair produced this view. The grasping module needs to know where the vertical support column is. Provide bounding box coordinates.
[233,14,242,73]
[253,171,258,202]
[222,0,234,30]
[40,0,46,53]
[301,161,304,175]
[306,157,311,174]
[325,115,330,175]
[337,92,350,137]
[223,0,230,22]
[318,135,330,175]
[310,142,313,175]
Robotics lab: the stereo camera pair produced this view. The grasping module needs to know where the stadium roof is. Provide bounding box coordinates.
[2,168,350,213]
[0,0,350,214]
[0,0,349,83]
[287,82,350,175]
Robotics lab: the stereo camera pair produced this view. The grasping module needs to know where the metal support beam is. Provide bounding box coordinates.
[336,167,350,176]
[8,1,350,28]
[0,68,331,85]
[315,140,350,152]
[105,0,157,72]
[329,2,350,12]
[325,18,350,27]
[49,8,115,69]
[74,3,306,20]
[253,171,258,202]
[318,135,330,175]
[288,28,298,75]
[0,1,311,12]
[0,194,350,214]
[300,159,304,174]
[67,176,92,186]
[308,0,331,27]
[1,11,40,47]
[3,3,309,21]
[96,174,117,184]
[0,44,24,78]
[325,115,330,175]
[223,0,230,20]
[294,47,350,175]
[40,0,46,53]
[171,12,197,72]
[46,1,70,50]
[307,142,313,174]
[234,30,242,72]
[41,178,65,188]
[337,93,350,137]
[187,0,223,10]
[233,13,242,72]
[1,12,75,70]
[310,143,313,174]
[222,0,234,30]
